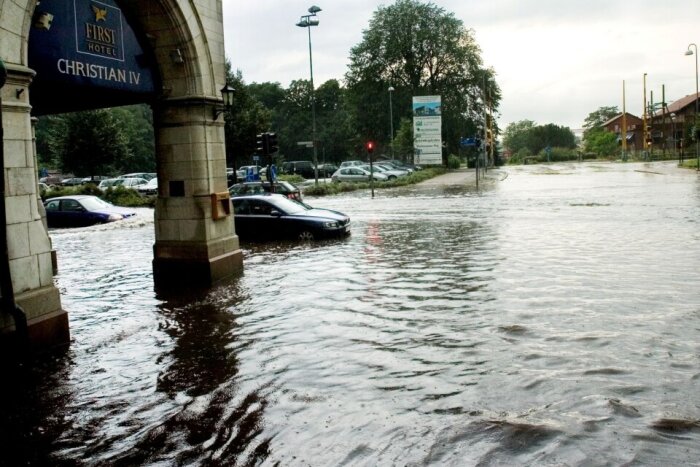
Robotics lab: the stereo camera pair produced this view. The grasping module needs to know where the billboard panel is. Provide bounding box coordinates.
[412,95,442,165]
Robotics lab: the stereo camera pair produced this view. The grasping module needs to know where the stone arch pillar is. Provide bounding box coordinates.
[0,0,241,352]
[117,0,243,286]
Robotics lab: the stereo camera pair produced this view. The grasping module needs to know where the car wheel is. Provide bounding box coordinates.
[388,175,397,180]
[298,230,314,241]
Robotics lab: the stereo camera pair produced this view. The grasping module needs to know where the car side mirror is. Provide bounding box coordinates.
[270,209,282,217]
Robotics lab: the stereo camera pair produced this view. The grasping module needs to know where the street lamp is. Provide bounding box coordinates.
[297,5,321,185]
[388,86,395,159]
[685,43,699,170]
[213,84,235,120]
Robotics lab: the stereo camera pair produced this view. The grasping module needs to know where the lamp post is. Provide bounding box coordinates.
[297,6,321,185]
[388,86,395,160]
[685,43,699,170]
[214,84,236,182]
[670,112,677,162]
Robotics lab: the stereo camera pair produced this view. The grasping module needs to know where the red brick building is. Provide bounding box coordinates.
[602,112,644,152]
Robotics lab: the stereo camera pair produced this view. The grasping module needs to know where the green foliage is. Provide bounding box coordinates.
[447,154,461,169]
[224,66,272,168]
[583,106,619,140]
[302,167,446,197]
[507,148,532,165]
[103,186,153,207]
[34,104,155,175]
[503,120,576,155]
[535,147,579,162]
[345,0,500,155]
[503,120,536,154]
[583,128,619,157]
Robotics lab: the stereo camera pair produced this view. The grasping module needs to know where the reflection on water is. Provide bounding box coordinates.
[2,162,699,465]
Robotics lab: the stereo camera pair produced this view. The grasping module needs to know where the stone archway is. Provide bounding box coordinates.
[0,0,242,352]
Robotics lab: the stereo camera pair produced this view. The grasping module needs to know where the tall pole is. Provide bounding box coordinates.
[307,26,319,184]
[622,80,627,160]
[388,86,395,159]
[297,7,321,184]
[686,43,699,171]
[643,73,648,157]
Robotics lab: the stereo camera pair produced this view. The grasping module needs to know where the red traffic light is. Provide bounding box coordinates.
[366,141,374,153]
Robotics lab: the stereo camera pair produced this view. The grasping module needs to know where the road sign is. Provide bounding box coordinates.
[297,141,314,148]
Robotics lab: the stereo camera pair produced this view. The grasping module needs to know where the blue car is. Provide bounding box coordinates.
[44,195,136,228]
[232,194,350,241]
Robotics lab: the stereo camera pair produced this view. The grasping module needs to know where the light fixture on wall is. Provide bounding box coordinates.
[214,84,235,120]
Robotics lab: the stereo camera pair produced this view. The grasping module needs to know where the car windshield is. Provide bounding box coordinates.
[269,196,308,214]
[79,197,113,210]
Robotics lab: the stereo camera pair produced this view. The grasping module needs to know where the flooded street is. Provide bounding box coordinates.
[3,161,700,465]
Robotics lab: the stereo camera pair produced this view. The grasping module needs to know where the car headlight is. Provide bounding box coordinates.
[323,221,339,229]
[107,214,124,221]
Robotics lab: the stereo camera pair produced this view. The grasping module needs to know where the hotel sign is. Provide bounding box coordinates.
[29,0,156,114]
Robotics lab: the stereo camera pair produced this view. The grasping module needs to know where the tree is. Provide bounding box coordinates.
[57,109,132,176]
[503,120,536,154]
[345,0,500,159]
[223,66,271,169]
[584,127,618,157]
[583,106,619,139]
[503,120,575,155]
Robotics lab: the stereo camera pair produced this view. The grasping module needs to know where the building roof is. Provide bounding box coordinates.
[655,93,699,115]
[602,112,641,127]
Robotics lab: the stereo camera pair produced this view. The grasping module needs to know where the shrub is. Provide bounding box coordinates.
[447,154,461,169]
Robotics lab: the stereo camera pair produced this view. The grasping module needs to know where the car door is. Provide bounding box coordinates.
[60,198,89,227]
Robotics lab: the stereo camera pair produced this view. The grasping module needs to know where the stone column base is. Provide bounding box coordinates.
[0,285,69,358]
[153,247,243,288]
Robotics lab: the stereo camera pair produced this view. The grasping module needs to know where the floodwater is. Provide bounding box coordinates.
[2,161,700,465]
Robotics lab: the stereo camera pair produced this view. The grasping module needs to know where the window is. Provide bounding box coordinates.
[45,200,59,211]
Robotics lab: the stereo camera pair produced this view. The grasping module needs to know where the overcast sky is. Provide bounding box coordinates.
[222,1,700,132]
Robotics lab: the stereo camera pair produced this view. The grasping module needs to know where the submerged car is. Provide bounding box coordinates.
[232,194,350,241]
[229,181,302,202]
[44,195,137,228]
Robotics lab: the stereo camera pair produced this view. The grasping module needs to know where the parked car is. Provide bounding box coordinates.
[229,181,302,202]
[137,178,158,195]
[98,178,121,189]
[339,160,364,168]
[281,161,316,179]
[317,163,339,177]
[112,177,148,189]
[43,195,136,228]
[119,172,156,181]
[60,177,83,186]
[80,175,110,185]
[232,194,350,242]
[358,164,406,180]
[331,167,389,183]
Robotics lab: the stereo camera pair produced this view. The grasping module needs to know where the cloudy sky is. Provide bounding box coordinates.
[222,1,700,132]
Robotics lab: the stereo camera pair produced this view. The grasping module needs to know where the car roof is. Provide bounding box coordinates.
[45,195,97,201]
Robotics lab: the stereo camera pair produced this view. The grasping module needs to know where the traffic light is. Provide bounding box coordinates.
[267,133,279,154]
[366,141,374,153]
[256,134,265,154]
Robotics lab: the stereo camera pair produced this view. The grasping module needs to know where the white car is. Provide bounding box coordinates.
[137,178,158,195]
[331,167,389,183]
[112,177,148,189]
[358,164,406,180]
[339,160,364,168]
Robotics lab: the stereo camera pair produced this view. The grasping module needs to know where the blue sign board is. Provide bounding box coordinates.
[28,0,157,114]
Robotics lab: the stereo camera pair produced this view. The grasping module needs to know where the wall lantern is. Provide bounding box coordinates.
[214,84,235,120]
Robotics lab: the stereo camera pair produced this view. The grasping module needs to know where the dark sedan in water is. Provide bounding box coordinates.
[229,181,302,202]
[232,194,350,241]
[44,195,137,228]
